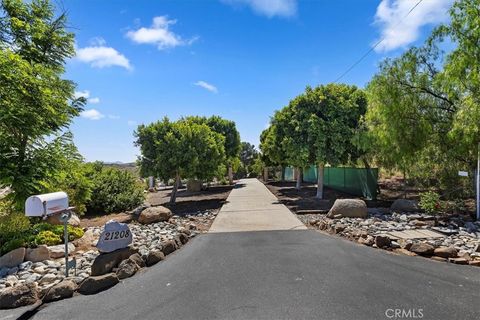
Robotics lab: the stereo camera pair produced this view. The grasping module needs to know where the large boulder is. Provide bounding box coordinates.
[138,206,172,224]
[46,213,81,227]
[48,243,75,259]
[91,247,137,276]
[187,179,202,192]
[96,220,132,253]
[0,247,26,268]
[25,245,49,262]
[44,280,77,302]
[327,199,367,219]
[409,243,434,256]
[78,273,119,295]
[390,199,419,213]
[0,283,38,309]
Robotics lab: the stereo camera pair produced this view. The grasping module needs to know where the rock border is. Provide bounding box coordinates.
[0,230,190,310]
[0,208,218,310]
[299,212,480,268]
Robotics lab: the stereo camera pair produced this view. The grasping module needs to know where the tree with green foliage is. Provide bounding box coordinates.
[182,116,241,184]
[260,125,288,181]
[40,133,92,214]
[240,142,258,168]
[301,84,367,198]
[366,0,480,196]
[269,84,366,197]
[0,0,84,208]
[270,103,309,190]
[135,118,226,204]
[239,142,259,177]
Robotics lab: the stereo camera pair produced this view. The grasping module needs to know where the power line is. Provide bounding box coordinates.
[333,0,424,83]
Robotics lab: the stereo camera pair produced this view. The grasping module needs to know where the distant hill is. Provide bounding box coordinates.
[103,162,140,177]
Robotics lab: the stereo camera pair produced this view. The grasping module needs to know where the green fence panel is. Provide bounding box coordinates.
[284,167,295,181]
[285,165,378,199]
[303,166,317,183]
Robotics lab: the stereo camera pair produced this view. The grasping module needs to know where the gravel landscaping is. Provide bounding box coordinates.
[298,208,480,266]
[0,208,218,309]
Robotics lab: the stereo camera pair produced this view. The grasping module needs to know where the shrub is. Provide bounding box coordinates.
[67,225,84,240]
[419,191,442,214]
[53,225,84,241]
[32,222,55,233]
[0,198,14,218]
[42,161,93,215]
[35,231,62,246]
[0,238,26,255]
[219,177,228,185]
[0,215,84,255]
[32,223,84,242]
[0,213,31,246]
[85,163,144,214]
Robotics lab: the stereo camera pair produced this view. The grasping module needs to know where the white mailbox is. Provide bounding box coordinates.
[25,192,69,217]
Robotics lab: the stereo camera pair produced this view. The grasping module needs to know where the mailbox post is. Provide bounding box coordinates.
[25,192,76,277]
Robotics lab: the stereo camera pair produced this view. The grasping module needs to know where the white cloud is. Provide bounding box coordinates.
[74,90,90,99]
[88,97,100,104]
[80,109,105,120]
[127,120,138,126]
[126,16,197,50]
[373,0,453,52]
[108,115,120,119]
[76,44,132,70]
[194,81,218,93]
[222,0,297,18]
[74,90,100,104]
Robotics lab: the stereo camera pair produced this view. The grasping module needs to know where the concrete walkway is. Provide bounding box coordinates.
[209,178,306,232]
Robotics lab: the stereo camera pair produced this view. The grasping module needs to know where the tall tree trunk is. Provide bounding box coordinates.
[170,173,180,204]
[281,166,286,181]
[263,167,268,182]
[296,167,302,190]
[228,165,233,185]
[316,163,324,199]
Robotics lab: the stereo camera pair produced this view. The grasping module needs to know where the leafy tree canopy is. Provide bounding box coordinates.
[365,0,480,194]
[181,116,241,163]
[134,117,226,203]
[268,84,367,168]
[240,142,258,168]
[0,0,83,208]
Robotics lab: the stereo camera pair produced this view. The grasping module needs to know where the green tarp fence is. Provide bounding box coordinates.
[284,165,379,200]
[284,167,295,181]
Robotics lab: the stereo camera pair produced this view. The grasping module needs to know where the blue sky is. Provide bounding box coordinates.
[64,0,453,163]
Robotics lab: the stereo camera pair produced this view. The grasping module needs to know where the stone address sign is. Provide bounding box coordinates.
[96,220,133,253]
